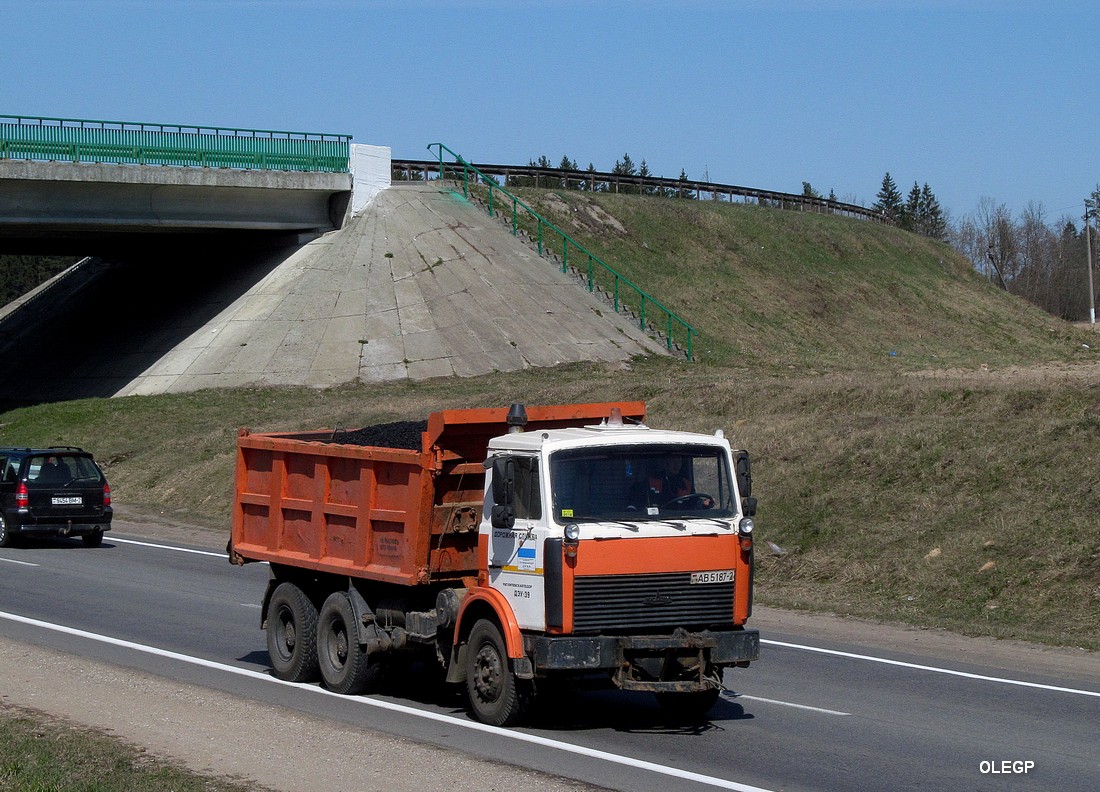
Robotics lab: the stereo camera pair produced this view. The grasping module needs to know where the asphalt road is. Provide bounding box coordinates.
[1,526,1097,792]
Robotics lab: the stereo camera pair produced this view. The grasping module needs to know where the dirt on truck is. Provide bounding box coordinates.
[228,401,759,726]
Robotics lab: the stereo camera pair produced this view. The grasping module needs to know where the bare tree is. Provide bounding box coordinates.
[950,198,1093,320]
[972,197,1016,290]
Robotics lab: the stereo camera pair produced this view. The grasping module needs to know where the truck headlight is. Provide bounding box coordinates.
[738,517,754,536]
[564,523,581,542]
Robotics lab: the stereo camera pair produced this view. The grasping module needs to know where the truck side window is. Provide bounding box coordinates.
[513,457,542,520]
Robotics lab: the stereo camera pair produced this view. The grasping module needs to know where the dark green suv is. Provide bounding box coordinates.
[0,447,112,547]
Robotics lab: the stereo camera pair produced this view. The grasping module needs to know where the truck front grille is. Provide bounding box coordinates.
[572,572,734,633]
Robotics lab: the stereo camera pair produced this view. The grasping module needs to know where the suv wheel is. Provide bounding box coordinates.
[0,515,11,548]
[82,530,104,548]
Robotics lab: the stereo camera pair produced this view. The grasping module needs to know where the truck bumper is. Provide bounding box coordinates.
[524,628,759,691]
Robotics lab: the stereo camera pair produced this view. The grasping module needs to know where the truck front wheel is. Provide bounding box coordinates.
[267,582,319,683]
[317,592,374,695]
[466,619,529,727]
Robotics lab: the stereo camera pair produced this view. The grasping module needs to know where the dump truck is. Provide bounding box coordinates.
[228,401,759,726]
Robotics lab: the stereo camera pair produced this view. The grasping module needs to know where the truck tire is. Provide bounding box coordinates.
[267,582,320,683]
[466,619,529,727]
[317,592,374,695]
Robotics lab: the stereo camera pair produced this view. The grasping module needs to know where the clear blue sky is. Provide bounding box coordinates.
[2,0,1095,224]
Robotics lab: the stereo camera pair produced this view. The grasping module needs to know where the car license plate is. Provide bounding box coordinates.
[52,496,82,506]
[690,570,734,584]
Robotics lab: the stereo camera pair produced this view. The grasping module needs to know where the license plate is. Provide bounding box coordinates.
[690,570,734,584]
[51,496,82,506]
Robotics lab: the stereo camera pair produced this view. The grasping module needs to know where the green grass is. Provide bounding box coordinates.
[0,706,269,792]
[489,188,1087,371]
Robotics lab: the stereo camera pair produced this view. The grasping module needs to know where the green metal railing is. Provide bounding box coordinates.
[428,143,697,360]
[0,114,350,173]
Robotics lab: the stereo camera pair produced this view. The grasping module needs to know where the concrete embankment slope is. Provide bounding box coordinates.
[116,183,666,396]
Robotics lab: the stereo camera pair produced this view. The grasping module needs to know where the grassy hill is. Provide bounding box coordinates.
[501,188,1088,371]
[2,190,1098,650]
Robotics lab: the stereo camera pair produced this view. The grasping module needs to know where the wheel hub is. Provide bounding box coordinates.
[473,646,502,701]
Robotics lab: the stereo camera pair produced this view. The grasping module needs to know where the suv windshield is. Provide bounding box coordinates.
[550,444,736,523]
[25,454,102,487]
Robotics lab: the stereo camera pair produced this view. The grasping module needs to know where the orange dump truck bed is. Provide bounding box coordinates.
[228,402,645,586]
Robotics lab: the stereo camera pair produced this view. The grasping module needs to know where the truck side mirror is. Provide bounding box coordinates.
[741,497,758,517]
[490,457,515,530]
[734,450,752,498]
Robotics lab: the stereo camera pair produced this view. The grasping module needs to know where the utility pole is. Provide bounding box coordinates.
[1087,200,1096,324]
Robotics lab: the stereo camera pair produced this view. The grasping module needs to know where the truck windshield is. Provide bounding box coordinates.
[550,444,736,523]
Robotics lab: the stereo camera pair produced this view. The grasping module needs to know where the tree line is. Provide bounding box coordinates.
[871,172,947,239]
[510,153,692,199]
[949,192,1098,321]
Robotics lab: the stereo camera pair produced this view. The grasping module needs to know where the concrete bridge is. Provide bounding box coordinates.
[0,116,666,403]
[0,157,352,253]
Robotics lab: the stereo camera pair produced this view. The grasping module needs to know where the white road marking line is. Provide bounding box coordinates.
[727,693,849,716]
[111,537,226,558]
[0,557,38,567]
[762,639,1100,698]
[0,610,778,792]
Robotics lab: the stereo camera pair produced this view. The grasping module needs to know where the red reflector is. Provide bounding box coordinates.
[739,536,753,552]
[16,482,28,508]
[103,483,112,507]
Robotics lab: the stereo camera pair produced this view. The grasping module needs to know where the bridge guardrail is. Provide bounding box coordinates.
[426,144,697,360]
[0,114,350,173]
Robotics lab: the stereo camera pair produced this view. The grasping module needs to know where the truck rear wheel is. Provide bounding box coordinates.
[317,592,374,695]
[466,619,529,727]
[267,582,319,683]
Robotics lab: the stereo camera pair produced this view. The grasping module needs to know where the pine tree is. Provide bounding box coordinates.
[612,153,637,193]
[585,162,601,192]
[873,172,904,222]
[919,183,946,239]
[802,182,822,199]
[638,159,654,195]
[675,168,690,199]
[559,155,578,189]
[902,182,922,231]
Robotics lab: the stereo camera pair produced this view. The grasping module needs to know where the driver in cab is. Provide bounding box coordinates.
[647,456,692,503]
[629,456,714,512]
